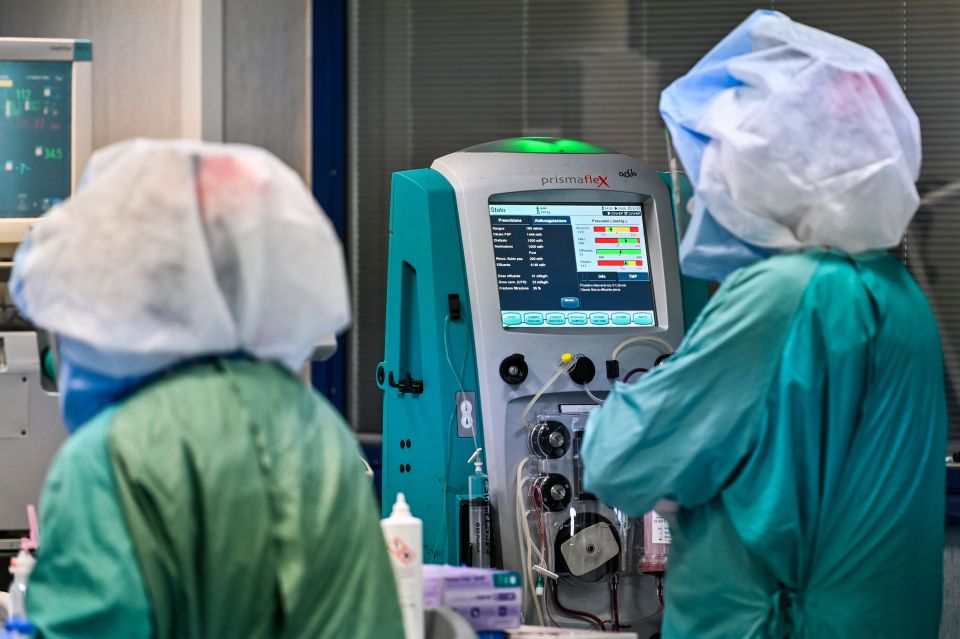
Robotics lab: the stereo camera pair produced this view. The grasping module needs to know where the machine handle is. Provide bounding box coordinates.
[387,371,424,395]
[0,261,14,268]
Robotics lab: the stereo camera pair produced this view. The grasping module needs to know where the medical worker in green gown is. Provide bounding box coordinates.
[582,11,946,639]
[10,139,404,638]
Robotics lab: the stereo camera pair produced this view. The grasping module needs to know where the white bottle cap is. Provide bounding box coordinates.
[9,549,34,577]
[390,492,412,517]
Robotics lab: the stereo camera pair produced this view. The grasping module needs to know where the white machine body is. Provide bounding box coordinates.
[432,143,684,626]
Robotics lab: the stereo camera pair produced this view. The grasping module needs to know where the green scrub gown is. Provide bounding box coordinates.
[26,358,404,639]
[583,249,947,638]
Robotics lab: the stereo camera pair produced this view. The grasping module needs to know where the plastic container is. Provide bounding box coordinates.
[5,550,34,638]
[465,452,492,568]
[640,510,670,574]
[383,493,424,639]
[640,510,671,574]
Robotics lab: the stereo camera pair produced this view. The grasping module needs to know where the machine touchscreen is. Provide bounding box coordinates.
[489,199,656,328]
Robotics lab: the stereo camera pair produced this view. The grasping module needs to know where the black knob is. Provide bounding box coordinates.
[568,356,596,385]
[499,353,528,385]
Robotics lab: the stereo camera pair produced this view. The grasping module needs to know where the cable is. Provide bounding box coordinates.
[442,315,465,396]
[443,314,477,451]
[428,407,457,560]
[519,355,579,427]
[531,484,547,553]
[515,458,546,625]
[429,314,473,561]
[654,353,672,367]
[611,335,674,363]
[615,574,665,629]
[551,579,606,630]
[581,383,604,404]
[622,367,649,383]
[666,127,685,239]
[610,574,621,631]
[516,461,545,564]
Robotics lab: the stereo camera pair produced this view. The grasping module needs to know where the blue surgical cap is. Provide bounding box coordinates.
[661,10,921,282]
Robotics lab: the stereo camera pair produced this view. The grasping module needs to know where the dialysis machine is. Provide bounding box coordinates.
[0,39,91,545]
[379,137,706,633]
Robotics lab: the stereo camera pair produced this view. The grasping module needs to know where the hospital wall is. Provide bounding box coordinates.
[0,1,183,143]
[0,0,312,180]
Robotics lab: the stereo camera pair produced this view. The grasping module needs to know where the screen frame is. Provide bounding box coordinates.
[0,39,91,246]
[488,189,659,333]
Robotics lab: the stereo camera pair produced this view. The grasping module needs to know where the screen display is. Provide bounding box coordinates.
[490,201,656,329]
[0,61,72,218]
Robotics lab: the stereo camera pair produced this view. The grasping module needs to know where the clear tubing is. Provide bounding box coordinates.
[519,357,579,427]
[610,335,674,363]
[515,458,546,625]
[581,384,604,404]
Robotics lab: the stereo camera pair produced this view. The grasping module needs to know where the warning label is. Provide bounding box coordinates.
[388,537,417,565]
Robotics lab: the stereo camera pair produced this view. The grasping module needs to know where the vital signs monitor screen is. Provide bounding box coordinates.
[489,200,656,329]
[0,61,72,218]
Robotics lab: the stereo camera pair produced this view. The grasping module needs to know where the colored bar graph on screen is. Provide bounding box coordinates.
[593,226,640,233]
[594,237,639,244]
[596,248,643,256]
[597,259,645,267]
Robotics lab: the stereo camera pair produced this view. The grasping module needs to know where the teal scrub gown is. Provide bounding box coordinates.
[583,249,947,638]
[26,358,404,639]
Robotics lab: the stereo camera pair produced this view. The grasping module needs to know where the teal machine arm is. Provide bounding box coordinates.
[380,167,707,566]
[377,169,483,564]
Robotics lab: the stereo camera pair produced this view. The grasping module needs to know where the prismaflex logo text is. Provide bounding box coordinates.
[541,174,610,188]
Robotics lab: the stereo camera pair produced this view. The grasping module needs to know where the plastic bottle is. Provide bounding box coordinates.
[640,510,671,573]
[466,449,492,568]
[5,549,35,638]
[382,493,424,639]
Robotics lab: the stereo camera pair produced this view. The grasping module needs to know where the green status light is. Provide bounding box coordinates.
[463,137,614,154]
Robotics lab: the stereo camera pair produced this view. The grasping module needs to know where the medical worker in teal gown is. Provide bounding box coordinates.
[582,11,947,639]
[10,140,403,638]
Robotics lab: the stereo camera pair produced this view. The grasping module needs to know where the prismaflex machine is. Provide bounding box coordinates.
[0,38,91,546]
[379,138,706,633]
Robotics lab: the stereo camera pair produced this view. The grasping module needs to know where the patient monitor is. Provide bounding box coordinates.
[0,38,91,541]
[379,138,707,631]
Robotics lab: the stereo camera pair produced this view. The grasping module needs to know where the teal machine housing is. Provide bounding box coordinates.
[378,140,706,567]
[376,168,484,563]
[376,138,709,625]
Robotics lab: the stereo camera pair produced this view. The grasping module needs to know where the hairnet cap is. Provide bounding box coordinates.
[661,10,921,254]
[11,138,350,378]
